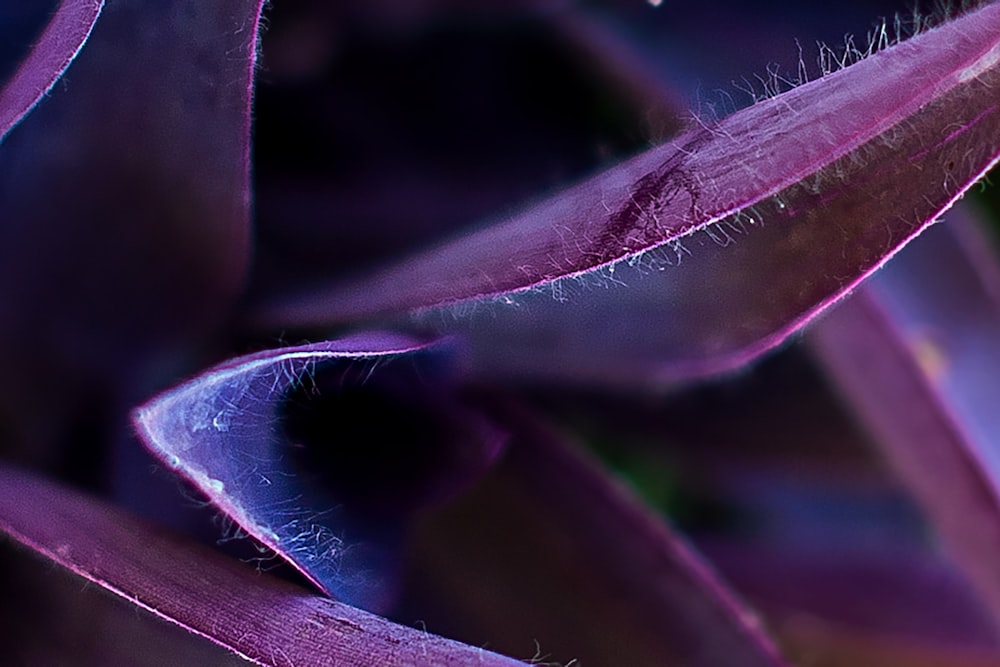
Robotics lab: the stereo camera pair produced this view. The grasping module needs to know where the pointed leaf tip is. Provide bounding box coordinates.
[134,333,504,612]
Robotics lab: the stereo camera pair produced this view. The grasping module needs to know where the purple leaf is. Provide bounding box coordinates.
[248,6,665,303]
[0,0,264,366]
[700,538,1000,651]
[811,208,1000,630]
[775,623,1000,667]
[133,332,504,612]
[0,0,103,142]
[406,397,788,667]
[0,0,266,465]
[0,464,524,666]
[3,542,251,665]
[260,3,1000,383]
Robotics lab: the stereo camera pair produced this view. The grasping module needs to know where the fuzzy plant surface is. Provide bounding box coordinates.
[2,0,1000,665]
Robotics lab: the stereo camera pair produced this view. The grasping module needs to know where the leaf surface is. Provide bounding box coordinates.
[812,208,1000,631]
[407,397,789,667]
[0,0,103,142]
[263,3,1000,383]
[0,464,523,666]
[134,332,504,612]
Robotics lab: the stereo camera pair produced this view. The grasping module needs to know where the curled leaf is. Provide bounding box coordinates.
[134,333,504,612]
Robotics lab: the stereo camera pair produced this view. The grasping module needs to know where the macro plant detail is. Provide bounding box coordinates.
[2,0,1000,665]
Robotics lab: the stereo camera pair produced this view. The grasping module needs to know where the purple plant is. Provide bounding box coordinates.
[2,1,1000,664]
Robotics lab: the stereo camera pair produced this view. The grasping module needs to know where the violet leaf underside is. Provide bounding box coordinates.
[262,2,1000,384]
[133,332,505,613]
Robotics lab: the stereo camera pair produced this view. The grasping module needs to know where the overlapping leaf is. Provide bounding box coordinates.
[263,2,1000,383]
[6,0,1000,664]
[812,207,1000,630]
[408,397,788,666]
[0,0,268,465]
[0,0,262,328]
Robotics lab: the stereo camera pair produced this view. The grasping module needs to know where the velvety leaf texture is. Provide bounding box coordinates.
[264,2,1000,383]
